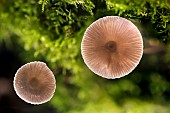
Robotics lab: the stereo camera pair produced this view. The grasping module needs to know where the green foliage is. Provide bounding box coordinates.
[1,0,170,113]
[38,0,49,12]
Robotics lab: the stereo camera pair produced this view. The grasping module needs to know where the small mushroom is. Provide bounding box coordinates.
[13,61,56,105]
[81,16,143,79]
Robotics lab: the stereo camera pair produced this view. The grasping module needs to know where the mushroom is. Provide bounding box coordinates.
[13,61,56,105]
[81,16,143,79]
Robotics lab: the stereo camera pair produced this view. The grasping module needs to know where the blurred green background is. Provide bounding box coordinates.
[0,0,170,113]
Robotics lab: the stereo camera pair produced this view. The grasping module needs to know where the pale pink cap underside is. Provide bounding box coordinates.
[81,16,143,79]
[13,61,56,104]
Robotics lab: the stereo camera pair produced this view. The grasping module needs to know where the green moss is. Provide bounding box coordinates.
[1,0,170,112]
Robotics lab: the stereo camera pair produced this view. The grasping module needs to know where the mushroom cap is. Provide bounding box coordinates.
[13,61,56,104]
[81,16,143,79]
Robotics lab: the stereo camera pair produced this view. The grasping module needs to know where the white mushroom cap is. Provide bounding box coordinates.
[13,61,56,105]
[81,16,143,79]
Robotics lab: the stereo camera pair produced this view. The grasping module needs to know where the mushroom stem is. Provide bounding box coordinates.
[105,41,117,53]
[29,77,39,88]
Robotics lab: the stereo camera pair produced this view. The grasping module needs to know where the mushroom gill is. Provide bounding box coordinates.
[13,61,56,105]
[81,16,143,79]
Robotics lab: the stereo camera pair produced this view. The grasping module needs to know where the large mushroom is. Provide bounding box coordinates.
[81,16,143,79]
[13,61,56,104]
